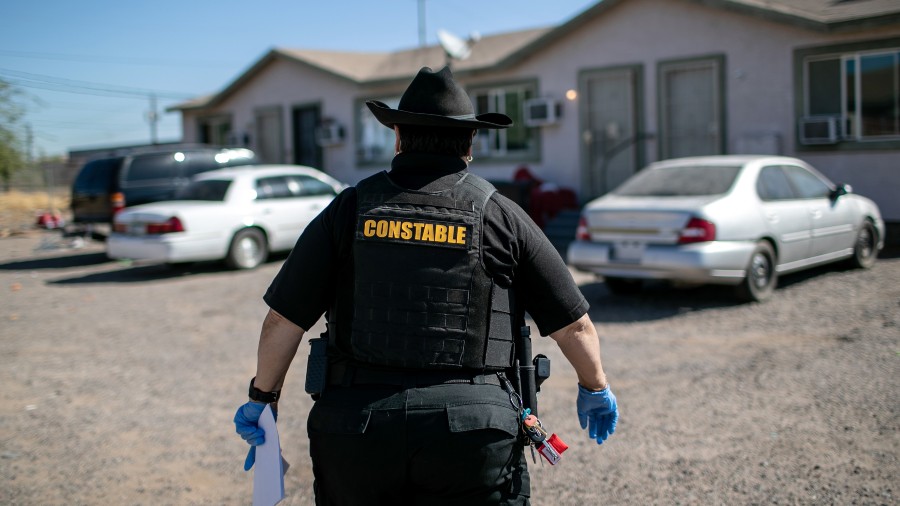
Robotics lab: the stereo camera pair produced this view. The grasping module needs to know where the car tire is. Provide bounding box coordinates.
[848,221,877,269]
[225,228,268,270]
[735,241,777,303]
[604,277,643,295]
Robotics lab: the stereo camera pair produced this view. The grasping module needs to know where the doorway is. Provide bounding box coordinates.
[292,104,322,168]
[580,65,644,199]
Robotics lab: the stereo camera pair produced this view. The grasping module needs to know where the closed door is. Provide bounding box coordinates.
[581,67,641,199]
[660,58,723,159]
[255,107,284,163]
[756,165,813,269]
[782,164,856,259]
[292,105,322,168]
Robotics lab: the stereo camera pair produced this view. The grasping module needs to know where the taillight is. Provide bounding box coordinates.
[111,192,126,215]
[575,215,591,241]
[146,217,185,234]
[678,217,716,244]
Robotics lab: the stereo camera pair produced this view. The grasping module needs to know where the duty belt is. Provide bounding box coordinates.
[328,365,503,388]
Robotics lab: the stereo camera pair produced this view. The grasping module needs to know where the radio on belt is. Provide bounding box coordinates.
[522,414,568,465]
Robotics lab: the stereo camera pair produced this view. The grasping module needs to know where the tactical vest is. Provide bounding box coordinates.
[341,171,516,371]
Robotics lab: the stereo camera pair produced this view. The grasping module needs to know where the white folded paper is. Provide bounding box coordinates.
[253,404,285,506]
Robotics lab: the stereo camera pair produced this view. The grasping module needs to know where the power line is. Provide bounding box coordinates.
[0,68,195,100]
[0,49,234,69]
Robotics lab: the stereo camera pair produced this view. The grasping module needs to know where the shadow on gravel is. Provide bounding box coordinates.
[579,257,892,323]
[45,251,290,285]
[0,252,111,271]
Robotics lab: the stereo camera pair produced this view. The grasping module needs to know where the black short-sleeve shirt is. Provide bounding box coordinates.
[263,152,588,337]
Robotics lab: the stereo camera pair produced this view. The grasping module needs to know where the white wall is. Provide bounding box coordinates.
[474,0,900,218]
[179,0,900,219]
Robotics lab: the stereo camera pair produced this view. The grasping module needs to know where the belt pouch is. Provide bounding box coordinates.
[305,337,329,399]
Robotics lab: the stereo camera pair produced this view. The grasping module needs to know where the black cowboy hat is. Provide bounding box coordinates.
[366,66,512,130]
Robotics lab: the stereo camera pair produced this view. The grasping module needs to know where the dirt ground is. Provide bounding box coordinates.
[0,229,897,505]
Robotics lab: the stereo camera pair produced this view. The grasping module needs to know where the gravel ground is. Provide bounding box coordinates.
[0,229,897,505]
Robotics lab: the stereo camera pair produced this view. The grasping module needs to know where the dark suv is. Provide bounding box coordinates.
[70,147,257,233]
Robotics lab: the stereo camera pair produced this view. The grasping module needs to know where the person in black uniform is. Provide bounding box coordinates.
[235,66,618,505]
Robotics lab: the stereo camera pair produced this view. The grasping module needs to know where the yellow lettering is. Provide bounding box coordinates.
[413,222,425,240]
[455,226,467,245]
[401,222,413,240]
[376,220,388,237]
[435,224,447,242]
[388,220,401,239]
[422,223,434,242]
[364,220,376,237]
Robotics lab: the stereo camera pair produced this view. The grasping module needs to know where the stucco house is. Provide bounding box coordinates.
[169,0,900,238]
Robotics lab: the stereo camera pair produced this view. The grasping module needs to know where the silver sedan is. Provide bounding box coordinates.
[567,155,885,301]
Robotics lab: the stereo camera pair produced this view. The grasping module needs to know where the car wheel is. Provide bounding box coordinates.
[848,221,877,269]
[225,228,268,270]
[735,241,777,302]
[604,277,643,295]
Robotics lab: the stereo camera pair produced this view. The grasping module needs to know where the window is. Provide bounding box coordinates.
[782,165,832,199]
[177,180,232,201]
[255,176,294,199]
[124,153,181,182]
[198,115,233,146]
[757,166,796,201]
[803,46,900,142]
[470,82,537,159]
[613,165,740,197]
[287,175,336,196]
[357,97,400,164]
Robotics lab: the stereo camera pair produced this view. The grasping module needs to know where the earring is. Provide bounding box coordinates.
[466,155,473,162]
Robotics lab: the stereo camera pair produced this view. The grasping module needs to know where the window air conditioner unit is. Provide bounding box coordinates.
[798,116,840,145]
[315,123,345,146]
[523,97,561,127]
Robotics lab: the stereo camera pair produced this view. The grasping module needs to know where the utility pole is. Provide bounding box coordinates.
[147,93,159,145]
[418,0,426,47]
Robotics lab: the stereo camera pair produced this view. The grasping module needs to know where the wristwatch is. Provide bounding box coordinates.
[248,377,280,403]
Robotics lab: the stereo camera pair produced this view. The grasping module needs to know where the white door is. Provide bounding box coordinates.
[660,58,723,159]
[581,67,641,199]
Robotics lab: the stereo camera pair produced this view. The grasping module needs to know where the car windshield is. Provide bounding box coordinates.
[176,179,232,201]
[613,165,742,197]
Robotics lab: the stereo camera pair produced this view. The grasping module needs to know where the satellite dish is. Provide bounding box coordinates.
[437,29,479,62]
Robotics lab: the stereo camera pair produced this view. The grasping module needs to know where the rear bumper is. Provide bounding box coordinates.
[107,233,226,263]
[567,240,756,284]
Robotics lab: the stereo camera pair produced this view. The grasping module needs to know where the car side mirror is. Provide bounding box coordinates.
[830,183,852,201]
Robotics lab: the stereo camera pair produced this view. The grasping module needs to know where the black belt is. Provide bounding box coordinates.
[328,365,503,388]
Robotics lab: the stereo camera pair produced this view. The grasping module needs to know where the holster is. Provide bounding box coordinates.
[304,337,329,400]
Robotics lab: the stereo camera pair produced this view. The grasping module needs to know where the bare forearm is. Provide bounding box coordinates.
[253,309,306,392]
[550,313,608,391]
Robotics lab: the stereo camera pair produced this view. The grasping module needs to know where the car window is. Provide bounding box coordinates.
[255,176,294,199]
[756,166,797,201]
[176,179,232,201]
[124,153,182,181]
[614,165,741,197]
[183,151,222,177]
[73,158,122,192]
[288,175,337,196]
[783,165,832,199]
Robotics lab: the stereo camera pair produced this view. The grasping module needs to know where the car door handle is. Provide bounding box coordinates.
[262,208,272,215]
[809,209,822,219]
[765,212,779,223]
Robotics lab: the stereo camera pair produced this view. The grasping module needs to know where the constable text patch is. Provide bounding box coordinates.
[357,216,469,249]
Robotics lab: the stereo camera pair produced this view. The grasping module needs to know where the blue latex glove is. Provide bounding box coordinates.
[234,401,275,471]
[576,384,618,444]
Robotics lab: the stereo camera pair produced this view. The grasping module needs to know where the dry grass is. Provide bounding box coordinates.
[0,190,70,234]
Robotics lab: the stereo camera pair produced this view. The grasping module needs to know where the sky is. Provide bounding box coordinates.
[0,0,600,158]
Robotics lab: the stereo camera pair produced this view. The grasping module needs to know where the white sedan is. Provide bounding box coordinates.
[107,165,346,269]
[567,155,885,301]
